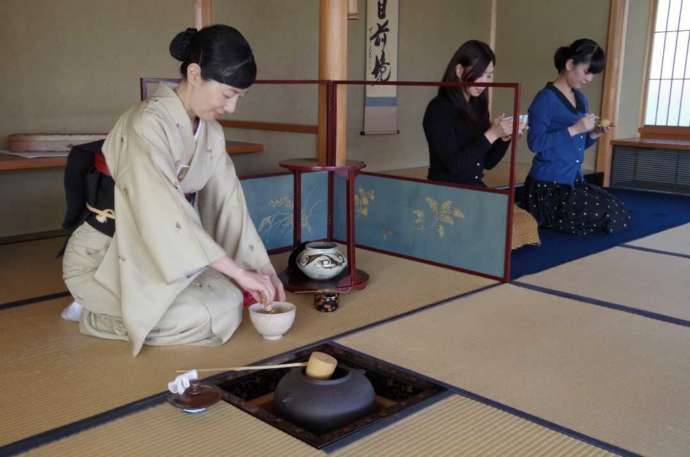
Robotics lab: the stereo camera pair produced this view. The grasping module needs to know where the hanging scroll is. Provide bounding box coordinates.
[363,0,399,135]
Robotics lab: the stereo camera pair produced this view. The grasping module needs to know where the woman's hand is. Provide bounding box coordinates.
[211,256,276,305]
[485,114,513,143]
[258,268,286,303]
[569,113,597,136]
[232,269,276,305]
[589,124,612,140]
[500,116,528,141]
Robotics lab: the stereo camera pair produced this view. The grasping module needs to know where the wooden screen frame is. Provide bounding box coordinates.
[596,0,629,184]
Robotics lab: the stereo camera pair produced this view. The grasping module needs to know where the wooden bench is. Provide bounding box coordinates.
[0,140,264,172]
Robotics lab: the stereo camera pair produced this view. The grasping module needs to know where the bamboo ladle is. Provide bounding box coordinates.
[177,351,338,380]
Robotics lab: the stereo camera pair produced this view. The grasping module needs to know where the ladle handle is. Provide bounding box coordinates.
[177,362,308,374]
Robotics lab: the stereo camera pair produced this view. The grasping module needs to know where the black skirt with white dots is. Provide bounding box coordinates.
[520,176,632,235]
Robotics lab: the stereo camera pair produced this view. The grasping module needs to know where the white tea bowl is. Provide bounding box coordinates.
[248,302,296,340]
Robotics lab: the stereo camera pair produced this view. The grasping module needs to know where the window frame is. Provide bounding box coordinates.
[640,0,690,138]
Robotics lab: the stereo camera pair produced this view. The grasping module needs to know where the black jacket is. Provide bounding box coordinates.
[423,95,509,186]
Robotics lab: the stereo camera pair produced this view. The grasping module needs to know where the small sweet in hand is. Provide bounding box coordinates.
[598,118,612,128]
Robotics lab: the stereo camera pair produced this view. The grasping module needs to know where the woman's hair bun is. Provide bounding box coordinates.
[555,46,569,59]
[553,39,605,74]
[553,46,571,72]
[169,28,198,62]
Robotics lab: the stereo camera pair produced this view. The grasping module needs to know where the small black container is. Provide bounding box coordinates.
[273,365,376,434]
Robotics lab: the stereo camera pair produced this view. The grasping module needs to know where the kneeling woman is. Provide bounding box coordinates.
[423,40,515,187]
[62,26,284,355]
[423,40,540,249]
[522,39,631,235]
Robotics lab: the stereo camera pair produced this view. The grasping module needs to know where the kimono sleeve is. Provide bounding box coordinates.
[116,132,227,284]
[197,153,272,274]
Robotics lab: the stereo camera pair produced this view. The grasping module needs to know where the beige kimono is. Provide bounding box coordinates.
[63,84,271,356]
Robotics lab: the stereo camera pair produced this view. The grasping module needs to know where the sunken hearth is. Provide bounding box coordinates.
[214,343,448,450]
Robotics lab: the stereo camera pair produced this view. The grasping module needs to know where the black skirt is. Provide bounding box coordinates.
[520,176,631,235]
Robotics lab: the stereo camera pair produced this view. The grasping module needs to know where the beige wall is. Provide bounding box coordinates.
[214,0,491,175]
[493,0,610,170]
[3,1,648,237]
[345,0,491,172]
[1,0,491,236]
[0,0,190,237]
[617,0,652,139]
[213,0,319,176]
[0,0,190,145]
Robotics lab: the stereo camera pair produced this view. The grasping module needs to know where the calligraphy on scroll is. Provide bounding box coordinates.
[363,0,399,135]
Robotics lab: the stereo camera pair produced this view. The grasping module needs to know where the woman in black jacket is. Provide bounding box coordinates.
[423,40,520,186]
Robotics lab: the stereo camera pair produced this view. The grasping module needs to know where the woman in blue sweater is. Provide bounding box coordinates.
[521,39,631,235]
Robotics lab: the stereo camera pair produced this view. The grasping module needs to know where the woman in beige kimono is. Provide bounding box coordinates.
[61,25,285,356]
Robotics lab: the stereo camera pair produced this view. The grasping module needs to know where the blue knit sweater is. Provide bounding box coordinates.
[526,83,597,185]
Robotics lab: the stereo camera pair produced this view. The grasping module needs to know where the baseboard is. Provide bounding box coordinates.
[0,229,68,246]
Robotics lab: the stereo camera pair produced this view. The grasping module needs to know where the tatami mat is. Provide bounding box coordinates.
[338,284,690,457]
[333,395,614,457]
[626,222,690,257]
[26,402,323,457]
[0,247,493,447]
[0,237,67,304]
[26,394,614,457]
[518,246,690,323]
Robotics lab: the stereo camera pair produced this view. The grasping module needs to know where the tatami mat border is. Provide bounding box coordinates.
[0,291,70,311]
[620,244,690,260]
[329,342,638,457]
[0,283,500,455]
[513,281,690,328]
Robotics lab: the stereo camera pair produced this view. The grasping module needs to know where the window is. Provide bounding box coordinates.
[644,0,690,126]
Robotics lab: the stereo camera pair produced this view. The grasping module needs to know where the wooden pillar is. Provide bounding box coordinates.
[193,0,212,29]
[488,0,498,111]
[318,0,348,166]
[596,0,628,186]
[489,0,497,51]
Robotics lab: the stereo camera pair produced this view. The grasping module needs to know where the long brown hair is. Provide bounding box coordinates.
[439,40,495,128]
